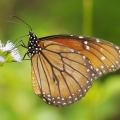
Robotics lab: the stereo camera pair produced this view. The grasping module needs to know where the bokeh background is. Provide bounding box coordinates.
[0,0,120,120]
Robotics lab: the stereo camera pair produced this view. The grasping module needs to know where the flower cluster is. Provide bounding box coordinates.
[0,40,21,66]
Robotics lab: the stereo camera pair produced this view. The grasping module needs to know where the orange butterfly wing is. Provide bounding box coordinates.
[49,36,120,76]
[31,35,120,107]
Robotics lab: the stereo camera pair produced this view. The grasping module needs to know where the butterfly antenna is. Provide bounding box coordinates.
[7,15,32,32]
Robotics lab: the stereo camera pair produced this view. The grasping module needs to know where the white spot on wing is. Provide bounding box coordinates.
[86,45,90,50]
[69,96,72,98]
[84,41,88,44]
[92,73,95,76]
[119,50,120,53]
[83,56,86,60]
[101,56,105,60]
[70,49,74,52]
[115,46,119,49]
[111,65,114,68]
[79,36,84,38]
[57,97,60,99]
[75,98,78,101]
[96,68,99,71]
[62,98,64,100]
[96,39,100,42]
[101,65,104,69]
[87,69,90,72]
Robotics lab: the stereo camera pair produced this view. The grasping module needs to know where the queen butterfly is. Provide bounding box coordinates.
[11,16,120,107]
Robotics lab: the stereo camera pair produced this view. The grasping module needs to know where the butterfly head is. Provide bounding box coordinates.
[28,31,38,40]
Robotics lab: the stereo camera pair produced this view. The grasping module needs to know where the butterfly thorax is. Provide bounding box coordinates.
[27,31,41,56]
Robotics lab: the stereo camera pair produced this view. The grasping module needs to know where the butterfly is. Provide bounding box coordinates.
[11,16,120,107]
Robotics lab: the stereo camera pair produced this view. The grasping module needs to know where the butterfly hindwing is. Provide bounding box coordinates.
[31,40,98,107]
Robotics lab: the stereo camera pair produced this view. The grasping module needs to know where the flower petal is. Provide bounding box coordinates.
[11,48,21,62]
[0,56,5,62]
[2,40,15,52]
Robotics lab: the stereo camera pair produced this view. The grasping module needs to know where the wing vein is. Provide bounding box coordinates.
[39,54,52,99]
[89,42,119,65]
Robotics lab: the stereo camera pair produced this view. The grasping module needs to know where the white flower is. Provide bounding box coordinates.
[0,40,21,64]
[0,56,5,62]
[11,48,21,62]
[0,40,15,52]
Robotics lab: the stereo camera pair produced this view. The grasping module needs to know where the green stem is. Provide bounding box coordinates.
[82,0,93,36]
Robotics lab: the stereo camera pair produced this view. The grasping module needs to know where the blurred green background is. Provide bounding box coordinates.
[0,0,120,120]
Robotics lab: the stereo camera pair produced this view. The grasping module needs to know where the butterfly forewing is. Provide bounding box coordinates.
[45,36,120,75]
[29,34,120,107]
